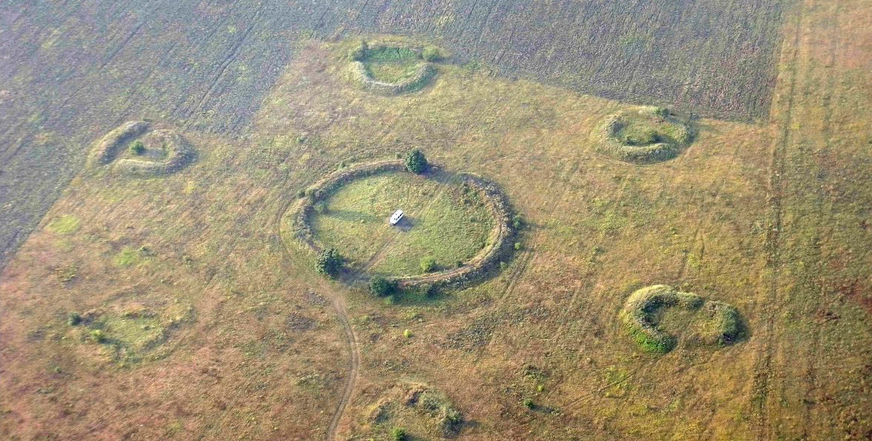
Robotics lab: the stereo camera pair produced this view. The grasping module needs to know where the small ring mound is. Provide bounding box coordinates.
[346,41,441,96]
[594,106,694,163]
[88,121,195,177]
[288,160,516,289]
[620,285,743,353]
[349,60,437,95]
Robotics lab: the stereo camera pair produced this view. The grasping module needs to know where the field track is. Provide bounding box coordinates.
[274,190,360,441]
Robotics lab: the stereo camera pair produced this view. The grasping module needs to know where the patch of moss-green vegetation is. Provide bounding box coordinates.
[46,214,81,235]
[620,285,744,354]
[113,246,154,267]
[311,172,492,277]
[67,305,194,364]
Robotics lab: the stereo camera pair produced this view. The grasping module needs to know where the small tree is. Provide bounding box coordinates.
[422,46,442,62]
[420,256,436,273]
[405,149,428,174]
[391,427,407,441]
[370,276,397,297]
[316,248,343,277]
[130,140,145,155]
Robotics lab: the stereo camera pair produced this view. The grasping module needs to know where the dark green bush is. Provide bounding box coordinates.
[422,46,442,62]
[405,149,428,174]
[391,427,407,441]
[67,312,82,326]
[316,248,344,277]
[370,276,398,297]
[129,140,145,155]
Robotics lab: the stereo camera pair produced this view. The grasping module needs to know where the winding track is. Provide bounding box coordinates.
[273,195,360,441]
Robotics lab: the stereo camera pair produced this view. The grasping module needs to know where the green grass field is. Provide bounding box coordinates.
[311,172,492,276]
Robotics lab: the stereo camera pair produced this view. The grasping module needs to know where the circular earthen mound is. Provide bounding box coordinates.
[594,106,694,163]
[88,121,195,177]
[358,382,463,439]
[619,285,743,353]
[346,41,441,96]
[287,160,516,289]
[65,300,195,365]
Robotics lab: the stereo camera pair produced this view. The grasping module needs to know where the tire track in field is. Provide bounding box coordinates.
[273,191,359,441]
[799,1,840,437]
[753,1,806,438]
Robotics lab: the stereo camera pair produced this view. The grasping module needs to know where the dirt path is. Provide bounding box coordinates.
[753,1,806,438]
[273,196,360,441]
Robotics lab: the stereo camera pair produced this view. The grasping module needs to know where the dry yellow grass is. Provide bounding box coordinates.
[2,2,872,438]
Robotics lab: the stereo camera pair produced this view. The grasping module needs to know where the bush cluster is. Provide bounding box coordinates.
[405,149,428,174]
[316,248,344,277]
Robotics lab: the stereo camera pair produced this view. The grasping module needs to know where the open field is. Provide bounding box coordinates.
[2,0,872,440]
[1,0,787,269]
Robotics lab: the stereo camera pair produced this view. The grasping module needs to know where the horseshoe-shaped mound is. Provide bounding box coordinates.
[346,40,442,95]
[88,121,195,177]
[594,106,694,163]
[620,285,744,354]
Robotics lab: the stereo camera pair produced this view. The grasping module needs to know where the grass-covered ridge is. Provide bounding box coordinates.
[345,38,444,95]
[88,121,196,177]
[619,285,744,353]
[287,158,517,289]
[594,106,694,163]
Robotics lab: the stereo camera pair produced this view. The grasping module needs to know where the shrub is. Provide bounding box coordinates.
[68,312,82,326]
[316,248,343,277]
[391,427,407,441]
[653,106,670,119]
[90,329,106,343]
[129,140,145,155]
[314,202,329,214]
[523,398,535,409]
[422,46,442,62]
[370,276,398,297]
[405,149,428,174]
[511,215,524,230]
[403,329,412,338]
[349,39,368,61]
[420,256,436,273]
[297,189,305,198]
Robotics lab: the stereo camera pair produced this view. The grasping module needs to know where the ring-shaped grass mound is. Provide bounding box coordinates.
[347,41,441,95]
[88,121,195,177]
[364,382,463,439]
[594,106,694,163]
[289,160,516,289]
[620,285,744,354]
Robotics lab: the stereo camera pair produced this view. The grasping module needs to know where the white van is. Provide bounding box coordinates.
[389,210,404,225]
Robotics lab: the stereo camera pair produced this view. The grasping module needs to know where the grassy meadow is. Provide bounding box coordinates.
[2,0,872,439]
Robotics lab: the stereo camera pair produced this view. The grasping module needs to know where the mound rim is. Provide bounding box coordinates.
[619,284,744,354]
[594,106,694,164]
[287,159,516,290]
[88,120,196,177]
[345,40,443,96]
